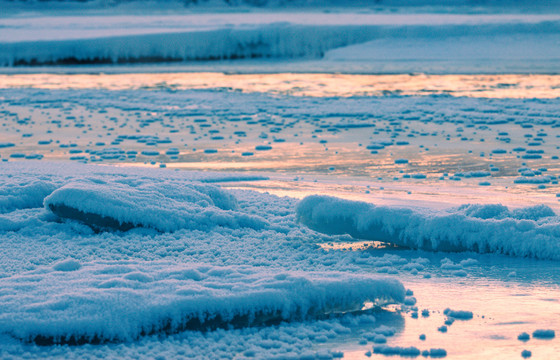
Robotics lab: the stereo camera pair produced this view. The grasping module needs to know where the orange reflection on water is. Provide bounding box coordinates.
[2,73,560,98]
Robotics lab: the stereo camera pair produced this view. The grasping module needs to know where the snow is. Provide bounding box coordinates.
[532,329,555,339]
[373,345,421,356]
[443,308,473,320]
[1,12,559,73]
[0,262,404,343]
[1,3,560,358]
[0,162,413,350]
[297,195,560,259]
[44,180,268,232]
[0,158,558,357]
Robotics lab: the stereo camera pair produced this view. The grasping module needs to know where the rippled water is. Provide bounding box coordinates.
[2,73,560,98]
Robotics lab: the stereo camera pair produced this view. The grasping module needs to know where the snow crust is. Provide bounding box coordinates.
[0,162,408,346]
[0,262,404,343]
[1,12,559,72]
[44,181,267,232]
[1,162,270,232]
[297,195,560,260]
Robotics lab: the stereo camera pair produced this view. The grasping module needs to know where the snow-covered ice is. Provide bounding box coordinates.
[1,261,404,344]
[44,180,267,232]
[1,7,560,73]
[0,162,559,359]
[1,1,560,359]
[297,195,560,259]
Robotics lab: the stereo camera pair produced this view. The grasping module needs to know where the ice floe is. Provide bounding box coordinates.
[0,262,404,344]
[297,195,560,259]
[44,180,267,232]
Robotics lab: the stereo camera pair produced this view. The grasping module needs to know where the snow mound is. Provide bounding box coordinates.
[296,195,560,260]
[44,180,268,232]
[0,262,405,343]
[2,13,559,69]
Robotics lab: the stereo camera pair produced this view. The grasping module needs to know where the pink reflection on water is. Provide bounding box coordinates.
[2,73,560,98]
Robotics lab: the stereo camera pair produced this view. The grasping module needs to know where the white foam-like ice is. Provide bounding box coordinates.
[44,180,268,232]
[1,12,559,73]
[0,261,405,343]
[296,195,560,260]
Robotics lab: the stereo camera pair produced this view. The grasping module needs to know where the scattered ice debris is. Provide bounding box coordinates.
[296,196,560,259]
[532,329,555,339]
[514,176,553,184]
[438,326,448,333]
[451,270,469,277]
[404,297,417,306]
[440,259,462,271]
[443,309,473,320]
[373,345,421,357]
[455,171,491,178]
[426,348,447,358]
[491,149,507,154]
[372,334,387,344]
[0,262,405,343]
[372,325,397,337]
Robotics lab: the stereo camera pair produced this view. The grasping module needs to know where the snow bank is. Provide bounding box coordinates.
[0,162,271,232]
[0,161,266,208]
[296,195,560,260]
[1,13,559,68]
[0,262,405,343]
[44,180,268,232]
[1,24,373,66]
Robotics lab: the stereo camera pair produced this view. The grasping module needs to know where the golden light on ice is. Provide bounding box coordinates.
[2,73,560,98]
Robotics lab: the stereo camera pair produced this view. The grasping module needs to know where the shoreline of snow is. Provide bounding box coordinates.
[1,13,559,73]
[0,261,405,343]
[296,195,560,260]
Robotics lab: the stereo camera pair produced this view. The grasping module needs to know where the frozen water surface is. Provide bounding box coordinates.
[1,3,560,359]
[1,76,559,358]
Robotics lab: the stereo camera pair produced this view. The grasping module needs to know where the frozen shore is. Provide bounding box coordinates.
[0,162,559,359]
[1,12,559,73]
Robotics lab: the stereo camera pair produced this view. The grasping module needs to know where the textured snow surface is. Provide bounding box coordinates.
[297,195,560,260]
[44,181,267,232]
[0,162,408,347]
[0,262,404,343]
[1,162,270,232]
[0,162,559,358]
[1,12,559,72]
